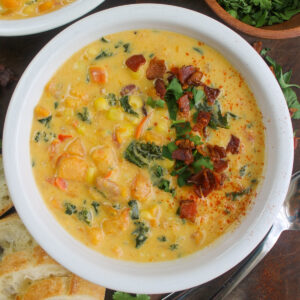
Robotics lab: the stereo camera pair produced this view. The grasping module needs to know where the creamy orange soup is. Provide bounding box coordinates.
[30,30,265,262]
[0,0,75,19]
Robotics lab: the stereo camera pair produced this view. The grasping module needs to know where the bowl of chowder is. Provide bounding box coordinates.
[0,0,104,36]
[3,4,293,294]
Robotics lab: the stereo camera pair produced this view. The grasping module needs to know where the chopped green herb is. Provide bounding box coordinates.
[149,53,155,58]
[226,187,251,201]
[77,208,92,225]
[32,160,35,167]
[123,43,130,53]
[124,141,162,168]
[165,78,183,120]
[189,135,202,145]
[172,121,192,137]
[162,141,178,160]
[64,202,77,215]
[106,93,117,106]
[239,165,247,177]
[54,102,59,109]
[192,156,214,172]
[192,87,205,109]
[34,131,41,142]
[100,37,110,43]
[169,243,178,250]
[132,221,149,248]
[157,235,167,242]
[77,107,91,123]
[95,49,113,60]
[150,164,164,178]
[147,97,165,108]
[128,200,139,220]
[91,201,100,214]
[38,115,52,128]
[120,95,139,116]
[112,292,150,300]
[193,47,204,55]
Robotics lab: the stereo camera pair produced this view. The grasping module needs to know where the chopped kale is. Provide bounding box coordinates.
[193,47,204,55]
[106,93,117,106]
[226,187,251,201]
[54,101,59,109]
[128,200,139,220]
[192,156,214,172]
[124,141,162,168]
[120,95,139,116]
[100,37,110,43]
[162,141,178,160]
[123,43,130,53]
[169,243,178,250]
[77,208,92,225]
[171,121,192,137]
[38,115,52,128]
[188,135,202,145]
[77,107,91,123]
[150,164,164,178]
[64,202,77,215]
[132,221,149,248]
[149,53,155,58]
[91,201,100,214]
[157,235,167,242]
[95,49,113,60]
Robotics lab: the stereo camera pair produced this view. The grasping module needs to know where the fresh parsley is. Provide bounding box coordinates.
[147,96,165,108]
[132,221,149,248]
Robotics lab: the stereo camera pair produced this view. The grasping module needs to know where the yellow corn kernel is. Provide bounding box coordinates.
[86,167,97,184]
[107,107,124,121]
[155,121,169,134]
[140,210,152,220]
[35,105,51,119]
[88,227,103,245]
[129,95,143,109]
[143,131,163,144]
[120,186,129,199]
[128,68,142,80]
[65,97,80,108]
[94,97,109,111]
[76,123,86,135]
[159,159,175,170]
[63,108,74,118]
[116,125,135,143]
[23,5,35,16]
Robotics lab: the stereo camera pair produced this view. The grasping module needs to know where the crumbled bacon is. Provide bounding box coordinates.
[204,85,220,105]
[120,84,137,96]
[146,57,166,80]
[0,64,15,87]
[226,135,240,154]
[125,54,146,72]
[172,148,194,165]
[192,111,211,135]
[186,71,203,86]
[207,144,226,161]
[253,41,263,54]
[177,94,190,117]
[213,160,228,173]
[175,139,195,149]
[179,200,197,222]
[155,78,166,99]
[190,169,225,197]
[177,65,196,84]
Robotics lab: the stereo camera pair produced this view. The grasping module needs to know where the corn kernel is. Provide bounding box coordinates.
[35,105,51,119]
[116,125,135,143]
[94,97,109,111]
[65,97,79,108]
[76,123,86,135]
[86,167,97,184]
[159,159,175,170]
[140,210,152,220]
[129,95,143,109]
[107,107,124,121]
[63,108,74,118]
[128,68,142,80]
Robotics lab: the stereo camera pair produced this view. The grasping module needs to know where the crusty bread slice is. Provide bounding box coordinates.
[0,214,105,300]
[0,155,13,217]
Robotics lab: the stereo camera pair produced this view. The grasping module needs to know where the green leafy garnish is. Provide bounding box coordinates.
[100,37,110,43]
[64,202,77,215]
[193,47,204,55]
[120,95,139,116]
[157,235,167,242]
[38,115,52,128]
[171,121,192,137]
[54,102,59,109]
[239,165,247,177]
[95,49,113,60]
[132,221,149,248]
[91,201,100,214]
[124,141,163,168]
[147,97,165,108]
[77,208,92,225]
[169,243,178,250]
[106,93,117,106]
[192,156,214,172]
[165,78,183,120]
[123,43,130,53]
[113,292,150,300]
[162,141,178,160]
[77,107,91,123]
[226,188,251,201]
[128,200,139,220]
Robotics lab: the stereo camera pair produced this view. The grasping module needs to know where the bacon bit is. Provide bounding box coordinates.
[179,200,197,222]
[226,135,240,154]
[146,57,166,80]
[154,79,166,99]
[253,41,263,54]
[204,85,220,105]
[196,144,207,156]
[207,144,226,161]
[172,148,194,165]
[175,139,195,149]
[120,84,137,96]
[125,54,146,72]
[47,177,67,191]
[213,160,228,173]
[178,65,196,84]
[186,71,203,86]
[58,134,72,142]
[193,111,211,135]
[177,94,190,117]
[190,169,225,197]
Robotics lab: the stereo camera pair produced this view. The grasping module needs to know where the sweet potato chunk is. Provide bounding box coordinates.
[131,173,152,202]
[66,138,85,157]
[57,156,88,182]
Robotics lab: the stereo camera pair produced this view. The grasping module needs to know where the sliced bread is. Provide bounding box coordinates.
[0,156,13,217]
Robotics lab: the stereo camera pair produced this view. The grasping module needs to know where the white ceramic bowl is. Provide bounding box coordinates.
[0,0,104,36]
[3,4,294,294]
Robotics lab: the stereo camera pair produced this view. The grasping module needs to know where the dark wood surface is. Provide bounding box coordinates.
[0,1,299,299]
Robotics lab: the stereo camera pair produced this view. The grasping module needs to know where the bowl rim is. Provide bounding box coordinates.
[204,0,300,39]
[3,4,294,294]
[0,0,104,36]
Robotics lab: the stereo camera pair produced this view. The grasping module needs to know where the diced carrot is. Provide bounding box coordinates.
[89,67,107,84]
[55,177,67,190]
[1,0,20,9]
[38,0,54,12]
[35,105,51,119]
[57,156,88,182]
[58,134,72,142]
[135,113,152,139]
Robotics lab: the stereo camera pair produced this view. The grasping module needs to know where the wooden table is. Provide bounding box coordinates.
[1,1,299,299]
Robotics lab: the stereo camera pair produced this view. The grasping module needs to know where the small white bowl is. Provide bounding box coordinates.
[3,4,293,294]
[0,0,104,36]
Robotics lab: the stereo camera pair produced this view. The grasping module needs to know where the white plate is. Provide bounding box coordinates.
[0,0,104,36]
[3,4,293,294]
